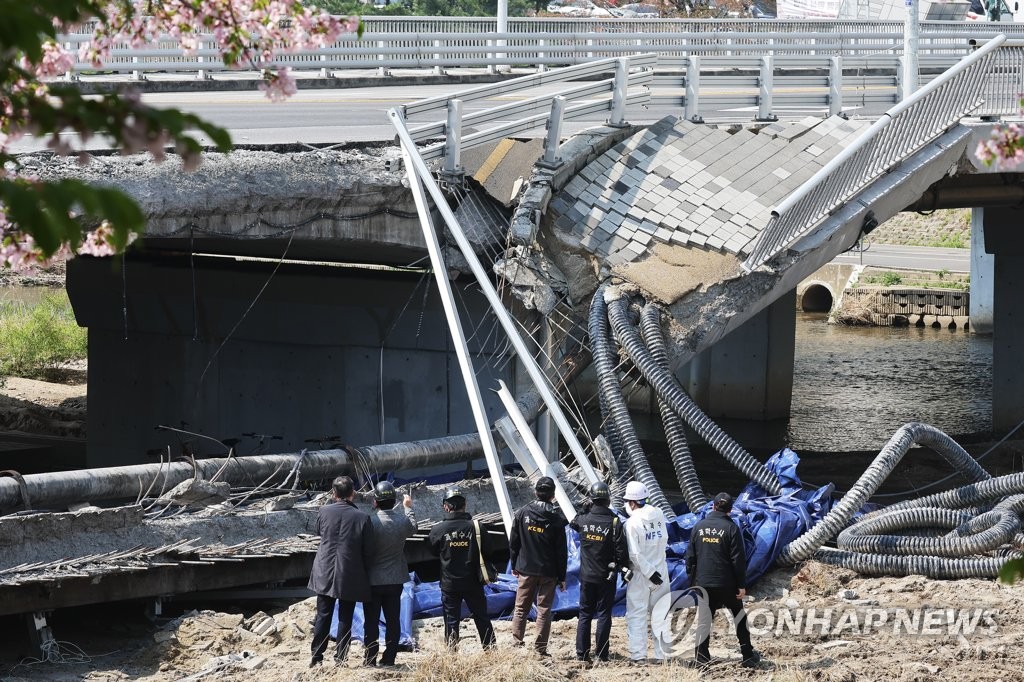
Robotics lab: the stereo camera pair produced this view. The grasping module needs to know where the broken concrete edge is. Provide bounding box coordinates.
[0,476,538,574]
[511,123,645,246]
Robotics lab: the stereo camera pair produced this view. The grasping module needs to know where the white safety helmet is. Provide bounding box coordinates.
[624,481,648,501]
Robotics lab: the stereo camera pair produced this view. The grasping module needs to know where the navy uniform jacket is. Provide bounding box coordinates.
[428,511,508,590]
[570,505,629,585]
[685,509,747,590]
[307,499,374,602]
[509,500,568,582]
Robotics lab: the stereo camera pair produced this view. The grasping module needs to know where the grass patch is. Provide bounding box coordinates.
[861,271,903,287]
[0,291,87,381]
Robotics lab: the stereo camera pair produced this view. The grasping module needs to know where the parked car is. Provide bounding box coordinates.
[547,0,614,16]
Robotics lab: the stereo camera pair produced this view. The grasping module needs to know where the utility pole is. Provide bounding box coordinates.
[903,0,920,98]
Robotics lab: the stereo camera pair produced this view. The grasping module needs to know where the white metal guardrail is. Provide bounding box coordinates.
[58,19,1024,77]
[399,54,654,170]
[971,38,1024,117]
[741,35,1009,272]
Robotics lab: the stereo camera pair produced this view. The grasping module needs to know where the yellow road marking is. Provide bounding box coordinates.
[474,138,517,184]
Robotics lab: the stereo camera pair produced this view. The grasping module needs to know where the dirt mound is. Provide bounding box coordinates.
[2,562,1023,681]
[0,376,86,438]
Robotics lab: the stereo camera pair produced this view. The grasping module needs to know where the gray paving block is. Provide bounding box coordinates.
[706,234,726,250]
[697,216,723,236]
[712,207,733,223]
[689,232,708,247]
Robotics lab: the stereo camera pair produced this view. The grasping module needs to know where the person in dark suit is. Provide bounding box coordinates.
[308,475,374,667]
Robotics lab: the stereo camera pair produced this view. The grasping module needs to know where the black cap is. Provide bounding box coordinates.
[713,492,734,511]
[587,481,610,501]
[374,481,396,501]
[535,476,556,495]
[443,486,466,503]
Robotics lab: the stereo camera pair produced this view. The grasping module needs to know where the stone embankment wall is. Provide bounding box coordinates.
[837,287,971,330]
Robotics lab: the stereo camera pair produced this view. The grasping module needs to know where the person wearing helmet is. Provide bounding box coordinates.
[685,492,761,670]
[622,479,670,664]
[308,475,374,668]
[509,475,569,656]
[569,481,629,663]
[427,486,506,650]
[361,481,416,667]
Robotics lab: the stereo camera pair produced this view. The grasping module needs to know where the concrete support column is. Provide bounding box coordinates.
[970,207,995,334]
[681,289,796,420]
[984,207,1024,433]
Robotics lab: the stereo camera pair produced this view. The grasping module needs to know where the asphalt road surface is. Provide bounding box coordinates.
[12,79,891,152]
[831,243,971,273]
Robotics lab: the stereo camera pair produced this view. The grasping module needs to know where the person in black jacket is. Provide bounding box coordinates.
[427,486,505,650]
[509,476,568,656]
[684,492,761,670]
[570,481,629,663]
[307,475,374,667]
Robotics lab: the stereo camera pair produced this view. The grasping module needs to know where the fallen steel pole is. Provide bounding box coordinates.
[0,435,483,513]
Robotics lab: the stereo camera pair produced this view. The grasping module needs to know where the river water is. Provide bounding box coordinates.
[788,312,993,453]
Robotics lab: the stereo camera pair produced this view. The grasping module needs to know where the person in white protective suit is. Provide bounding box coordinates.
[622,480,670,664]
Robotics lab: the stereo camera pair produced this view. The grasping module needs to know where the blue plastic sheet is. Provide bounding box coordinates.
[331,579,416,647]
[327,449,836,644]
[404,449,835,623]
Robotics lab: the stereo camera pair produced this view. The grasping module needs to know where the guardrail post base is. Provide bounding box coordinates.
[538,96,566,169]
[685,56,703,124]
[755,56,776,122]
[608,58,631,128]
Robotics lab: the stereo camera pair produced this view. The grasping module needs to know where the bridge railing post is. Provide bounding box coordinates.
[378,40,390,77]
[829,56,843,116]
[434,39,444,76]
[541,96,566,167]
[757,55,776,121]
[609,58,629,127]
[685,56,703,123]
[442,99,464,177]
[538,38,547,73]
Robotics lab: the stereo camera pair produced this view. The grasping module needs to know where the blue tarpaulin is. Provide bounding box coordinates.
[335,449,835,646]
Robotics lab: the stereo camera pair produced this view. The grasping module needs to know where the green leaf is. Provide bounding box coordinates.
[999,557,1024,584]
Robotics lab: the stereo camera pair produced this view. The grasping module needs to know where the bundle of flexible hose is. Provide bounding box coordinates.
[638,303,708,512]
[884,471,1024,513]
[605,290,783,496]
[778,421,992,566]
[813,546,1008,579]
[837,506,1020,557]
[588,288,631,502]
[589,288,675,519]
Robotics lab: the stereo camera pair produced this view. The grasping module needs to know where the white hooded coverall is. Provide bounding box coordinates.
[624,502,670,661]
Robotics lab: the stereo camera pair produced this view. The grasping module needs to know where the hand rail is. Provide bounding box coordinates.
[741,35,1008,272]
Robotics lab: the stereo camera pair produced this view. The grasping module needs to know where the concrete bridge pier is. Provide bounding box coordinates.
[979,206,1024,433]
[970,207,995,335]
[683,289,796,421]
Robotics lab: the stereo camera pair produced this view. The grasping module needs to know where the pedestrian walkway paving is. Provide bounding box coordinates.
[546,115,872,268]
